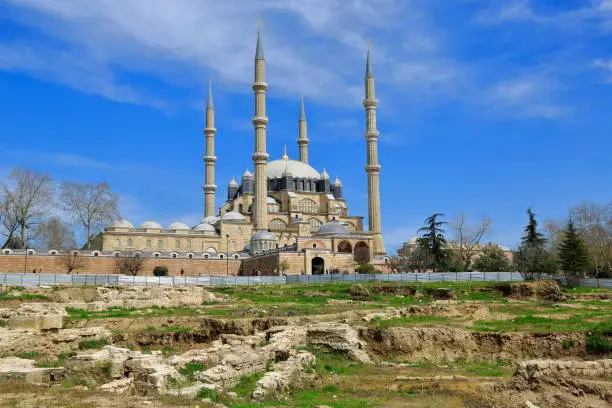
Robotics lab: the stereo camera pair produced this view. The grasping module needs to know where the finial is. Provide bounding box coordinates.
[299,94,306,121]
[366,42,373,78]
[321,168,329,179]
[282,144,289,160]
[207,78,214,109]
[255,23,264,60]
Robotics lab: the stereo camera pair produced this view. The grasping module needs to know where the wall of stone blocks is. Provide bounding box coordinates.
[0,255,241,276]
[239,253,279,275]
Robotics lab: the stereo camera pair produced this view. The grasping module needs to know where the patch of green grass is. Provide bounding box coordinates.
[13,352,40,359]
[587,331,612,354]
[78,337,108,350]
[456,291,506,302]
[161,346,177,357]
[34,351,76,368]
[231,372,265,398]
[562,286,612,294]
[459,360,509,377]
[66,306,206,321]
[562,339,576,349]
[0,294,49,301]
[371,315,451,328]
[179,362,205,381]
[472,315,612,333]
[164,326,193,333]
[196,387,219,402]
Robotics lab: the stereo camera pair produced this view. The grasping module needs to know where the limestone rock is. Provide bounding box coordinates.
[0,357,64,384]
[252,351,315,400]
[99,377,133,394]
[307,322,371,363]
[8,303,67,330]
[349,284,371,299]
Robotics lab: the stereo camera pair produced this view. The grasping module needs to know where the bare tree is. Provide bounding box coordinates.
[115,251,144,276]
[62,251,84,274]
[0,192,22,249]
[570,201,612,277]
[1,168,53,248]
[34,217,77,251]
[450,210,491,271]
[60,182,119,249]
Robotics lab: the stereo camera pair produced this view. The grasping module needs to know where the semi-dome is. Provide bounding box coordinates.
[220,211,246,221]
[202,216,220,224]
[110,219,133,229]
[251,230,277,241]
[266,157,320,179]
[316,221,349,235]
[140,221,162,229]
[192,222,216,233]
[168,222,190,230]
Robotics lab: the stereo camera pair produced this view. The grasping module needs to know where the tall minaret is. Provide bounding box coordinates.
[252,27,269,231]
[297,95,309,164]
[203,79,217,218]
[363,45,386,255]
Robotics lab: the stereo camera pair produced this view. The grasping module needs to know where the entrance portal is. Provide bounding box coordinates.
[311,257,325,275]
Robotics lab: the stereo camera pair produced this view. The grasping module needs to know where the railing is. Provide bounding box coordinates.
[0,272,610,288]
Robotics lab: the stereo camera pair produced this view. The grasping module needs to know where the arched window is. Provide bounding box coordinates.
[127,239,133,247]
[115,239,121,247]
[172,253,177,258]
[204,254,209,259]
[239,204,244,213]
[146,240,152,248]
[354,241,370,263]
[234,254,239,259]
[188,253,193,259]
[338,240,352,253]
[157,240,164,249]
[175,240,181,249]
[269,218,287,230]
[219,254,224,259]
[312,243,317,248]
[309,218,323,232]
[298,198,318,213]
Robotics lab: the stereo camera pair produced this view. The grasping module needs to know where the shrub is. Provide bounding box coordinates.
[153,265,169,276]
[587,332,612,354]
[356,263,377,274]
[196,387,219,401]
[561,339,575,350]
[78,337,109,350]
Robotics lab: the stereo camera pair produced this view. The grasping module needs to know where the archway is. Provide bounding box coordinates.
[311,257,325,275]
[354,241,370,263]
[338,240,352,253]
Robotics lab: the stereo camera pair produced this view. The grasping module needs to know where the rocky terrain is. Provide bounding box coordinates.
[0,280,609,407]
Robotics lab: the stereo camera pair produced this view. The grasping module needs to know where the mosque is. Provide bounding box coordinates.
[93,29,388,275]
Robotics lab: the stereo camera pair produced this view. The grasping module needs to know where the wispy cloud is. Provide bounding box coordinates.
[1,149,133,172]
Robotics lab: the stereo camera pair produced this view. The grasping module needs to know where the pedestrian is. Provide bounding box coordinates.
[180,268,184,276]
[32,269,36,274]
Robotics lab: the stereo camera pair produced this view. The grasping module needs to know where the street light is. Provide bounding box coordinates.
[225,234,230,276]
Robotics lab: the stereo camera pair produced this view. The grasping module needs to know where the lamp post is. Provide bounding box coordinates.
[225,234,230,276]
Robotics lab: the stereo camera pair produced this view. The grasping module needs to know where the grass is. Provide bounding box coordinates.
[35,351,76,368]
[370,315,451,328]
[196,387,219,402]
[78,337,109,350]
[231,372,265,398]
[587,331,612,353]
[0,293,49,301]
[178,363,206,381]
[164,326,193,333]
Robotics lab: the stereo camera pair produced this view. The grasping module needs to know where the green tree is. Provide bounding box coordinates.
[417,213,447,272]
[514,208,557,279]
[558,220,589,285]
[472,244,511,272]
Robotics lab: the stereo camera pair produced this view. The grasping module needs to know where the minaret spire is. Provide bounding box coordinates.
[297,95,309,164]
[252,26,270,231]
[363,44,386,255]
[203,79,217,218]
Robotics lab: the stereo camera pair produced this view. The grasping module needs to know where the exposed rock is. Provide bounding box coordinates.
[307,322,371,363]
[252,351,315,400]
[349,284,371,299]
[7,303,67,330]
[0,357,64,384]
[427,288,456,300]
[0,326,110,357]
[496,280,565,302]
[67,345,131,380]
[99,377,134,394]
[125,353,182,396]
[369,284,416,296]
[515,359,612,381]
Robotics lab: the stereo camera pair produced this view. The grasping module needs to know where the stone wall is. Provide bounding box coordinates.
[240,253,279,275]
[0,254,241,276]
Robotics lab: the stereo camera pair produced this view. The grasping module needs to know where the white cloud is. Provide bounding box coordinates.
[0,149,134,172]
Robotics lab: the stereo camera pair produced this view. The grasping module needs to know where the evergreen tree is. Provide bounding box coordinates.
[472,244,511,272]
[522,207,546,247]
[558,220,589,285]
[514,207,557,279]
[417,213,447,272]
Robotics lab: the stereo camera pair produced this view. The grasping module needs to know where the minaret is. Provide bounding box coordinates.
[297,95,309,163]
[363,45,386,255]
[252,27,269,231]
[203,79,217,218]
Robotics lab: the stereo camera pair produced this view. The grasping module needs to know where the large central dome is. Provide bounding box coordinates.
[265,157,320,179]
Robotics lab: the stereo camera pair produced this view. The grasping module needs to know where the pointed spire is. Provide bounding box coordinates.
[333,177,342,186]
[282,144,289,160]
[299,94,306,121]
[207,78,214,109]
[229,177,238,187]
[366,41,373,78]
[320,168,329,179]
[243,169,253,178]
[255,24,264,60]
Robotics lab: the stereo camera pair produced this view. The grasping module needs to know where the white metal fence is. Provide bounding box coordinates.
[0,272,610,288]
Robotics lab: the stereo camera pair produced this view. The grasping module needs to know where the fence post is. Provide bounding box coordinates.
[38,273,41,286]
[20,275,23,287]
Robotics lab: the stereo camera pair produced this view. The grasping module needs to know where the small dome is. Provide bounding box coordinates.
[242,169,253,178]
[220,211,246,221]
[168,222,190,230]
[192,222,216,233]
[202,216,220,224]
[320,169,329,179]
[243,242,252,251]
[333,177,342,186]
[251,230,277,241]
[407,237,419,245]
[316,221,349,235]
[229,177,238,187]
[110,219,133,228]
[266,159,320,179]
[140,221,162,229]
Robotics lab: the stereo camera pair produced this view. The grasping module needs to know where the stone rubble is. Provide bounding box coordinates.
[0,357,64,384]
[252,351,315,400]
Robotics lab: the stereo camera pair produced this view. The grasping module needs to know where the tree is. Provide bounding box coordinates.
[514,208,556,280]
[153,265,169,276]
[472,244,511,272]
[0,193,21,249]
[62,251,84,274]
[558,220,589,285]
[115,251,144,276]
[2,168,53,247]
[60,182,119,249]
[34,217,76,251]
[417,213,447,272]
[449,210,491,271]
[569,201,612,278]
[278,259,290,275]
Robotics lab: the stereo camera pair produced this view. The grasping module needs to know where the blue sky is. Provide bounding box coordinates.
[1,0,611,251]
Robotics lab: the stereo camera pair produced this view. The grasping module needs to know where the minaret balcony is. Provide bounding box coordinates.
[365,164,381,173]
[202,155,217,162]
[362,99,378,107]
[251,152,270,162]
[203,127,217,135]
[252,82,269,91]
[252,116,269,126]
[203,184,217,192]
[364,130,380,139]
